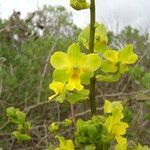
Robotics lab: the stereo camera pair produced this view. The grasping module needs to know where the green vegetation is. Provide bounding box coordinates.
[0,2,150,149]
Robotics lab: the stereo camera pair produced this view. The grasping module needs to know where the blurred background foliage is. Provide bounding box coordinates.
[0,5,149,149]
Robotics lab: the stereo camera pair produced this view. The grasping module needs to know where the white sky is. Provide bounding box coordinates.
[0,0,150,32]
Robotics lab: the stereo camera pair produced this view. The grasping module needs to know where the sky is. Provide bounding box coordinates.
[0,0,150,32]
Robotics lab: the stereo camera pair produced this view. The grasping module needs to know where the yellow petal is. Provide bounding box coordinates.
[104,50,119,63]
[57,136,74,150]
[74,79,83,91]
[49,82,65,94]
[115,142,127,150]
[113,122,129,135]
[66,80,75,91]
[50,52,68,70]
[104,100,112,114]
[48,93,58,101]
[115,135,127,145]
[105,116,113,133]
[66,78,83,91]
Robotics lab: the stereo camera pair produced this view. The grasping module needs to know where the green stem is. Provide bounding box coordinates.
[89,0,96,116]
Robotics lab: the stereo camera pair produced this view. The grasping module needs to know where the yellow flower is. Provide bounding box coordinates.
[48,81,65,101]
[55,136,74,150]
[101,45,138,74]
[104,100,124,121]
[115,142,128,150]
[50,43,101,91]
[104,100,128,148]
[105,116,128,145]
[70,0,89,10]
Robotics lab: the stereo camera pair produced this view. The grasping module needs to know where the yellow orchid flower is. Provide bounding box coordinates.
[104,100,124,121]
[101,45,138,74]
[78,22,108,53]
[97,45,138,82]
[104,100,128,148]
[105,116,128,145]
[48,81,65,102]
[50,43,101,91]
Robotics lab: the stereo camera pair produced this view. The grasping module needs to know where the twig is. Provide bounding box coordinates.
[70,104,76,126]
[57,103,60,121]
[96,90,150,99]
[24,101,51,115]
[0,121,10,131]
[35,125,49,148]
[37,39,58,103]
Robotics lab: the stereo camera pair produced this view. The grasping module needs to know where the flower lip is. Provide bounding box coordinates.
[73,66,79,70]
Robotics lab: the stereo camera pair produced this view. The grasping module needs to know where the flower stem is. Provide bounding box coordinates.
[89,0,96,116]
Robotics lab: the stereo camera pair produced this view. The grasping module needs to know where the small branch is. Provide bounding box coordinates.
[35,125,49,148]
[0,121,10,131]
[57,103,61,121]
[96,90,150,98]
[24,101,52,115]
[75,107,102,118]
[37,39,58,103]
[70,104,76,126]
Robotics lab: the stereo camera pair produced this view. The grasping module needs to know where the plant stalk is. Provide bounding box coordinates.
[89,0,96,116]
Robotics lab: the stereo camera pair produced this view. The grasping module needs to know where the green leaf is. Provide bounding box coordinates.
[119,45,138,64]
[7,107,19,124]
[13,131,31,142]
[85,145,96,150]
[50,52,68,69]
[25,122,31,132]
[6,107,26,124]
[53,69,68,83]
[75,117,103,147]
[96,73,120,82]
[48,122,59,133]
[17,124,24,132]
[88,125,98,141]
[64,119,73,127]
[67,89,89,104]
[142,73,150,89]
[16,111,26,124]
